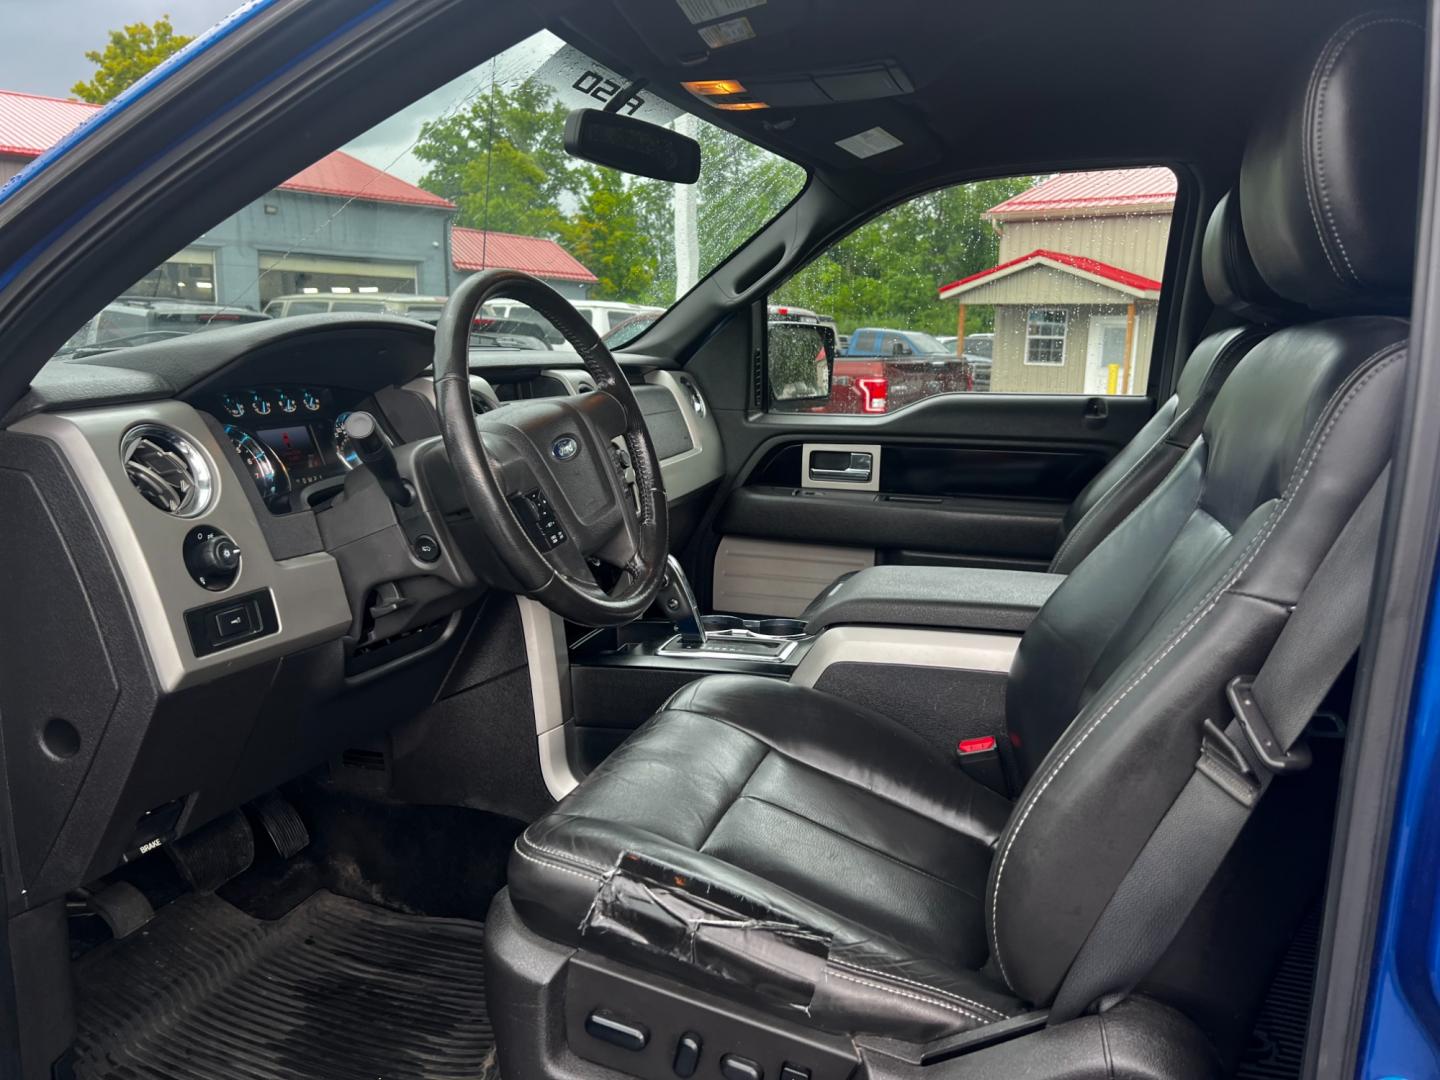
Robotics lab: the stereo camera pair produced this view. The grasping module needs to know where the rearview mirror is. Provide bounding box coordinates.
[768,322,835,405]
[564,109,701,184]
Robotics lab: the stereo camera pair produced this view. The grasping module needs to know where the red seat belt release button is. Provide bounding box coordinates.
[958,736,997,755]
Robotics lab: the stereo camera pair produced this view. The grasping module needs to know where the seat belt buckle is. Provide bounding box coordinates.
[955,735,1010,796]
[1224,676,1313,774]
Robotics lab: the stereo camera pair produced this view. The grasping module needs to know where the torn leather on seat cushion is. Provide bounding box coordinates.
[577,852,1004,1041]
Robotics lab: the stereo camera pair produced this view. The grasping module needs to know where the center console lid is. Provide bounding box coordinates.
[803,565,1064,635]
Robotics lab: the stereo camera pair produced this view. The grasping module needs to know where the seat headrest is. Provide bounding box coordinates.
[1202,191,1301,323]
[1239,12,1424,314]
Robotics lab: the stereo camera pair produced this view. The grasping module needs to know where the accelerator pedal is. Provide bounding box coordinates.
[166,809,255,893]
[248,790,310,859]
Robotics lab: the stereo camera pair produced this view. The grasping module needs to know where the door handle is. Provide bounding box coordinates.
[809,452,873,483]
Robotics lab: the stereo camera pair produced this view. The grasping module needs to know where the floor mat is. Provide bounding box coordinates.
[74,889,494,1080]
[1235,908,1322,1080]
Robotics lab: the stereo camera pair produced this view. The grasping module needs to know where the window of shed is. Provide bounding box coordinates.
[1025,309,1067,365]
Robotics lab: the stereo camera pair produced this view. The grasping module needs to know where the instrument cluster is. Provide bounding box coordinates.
[207,386,376,512]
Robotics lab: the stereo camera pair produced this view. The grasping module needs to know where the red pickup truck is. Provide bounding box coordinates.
[771,315,973,415]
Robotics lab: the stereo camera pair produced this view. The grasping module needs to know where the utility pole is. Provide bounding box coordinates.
[673,112,700,300]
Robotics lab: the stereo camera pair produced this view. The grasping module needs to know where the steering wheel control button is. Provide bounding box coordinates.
[183,526,242,591]
[212,605,255,640]
[584,1010,648,1052]
[184,589,278,657]
[510,490,568,550]
[779,1067,811,1080]
[673,1033,703,1077]
[412,534,441,563]
[720,1054,764,1080]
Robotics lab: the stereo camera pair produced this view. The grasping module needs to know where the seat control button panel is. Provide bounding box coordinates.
[721,1054,764,1080]
[584,1010,648,1052]
[673,1032,702,1076]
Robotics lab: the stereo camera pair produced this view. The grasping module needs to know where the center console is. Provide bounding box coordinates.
[565,561,1066,778]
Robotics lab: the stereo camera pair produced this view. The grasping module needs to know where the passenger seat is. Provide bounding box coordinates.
[1049,189,1297,571]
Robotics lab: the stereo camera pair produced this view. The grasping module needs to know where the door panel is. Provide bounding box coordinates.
[694,387,1155,616]
[713,537,874,617]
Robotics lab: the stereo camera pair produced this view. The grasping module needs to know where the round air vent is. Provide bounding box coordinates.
[121,425,214,518]
[678,375,706,418]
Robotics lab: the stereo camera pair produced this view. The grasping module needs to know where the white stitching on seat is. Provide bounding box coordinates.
[1309,16,1423,287]
[519,828,611,874]
[1049,408,1177,571]
[828,959,1009,1020]
[512,842,604,883]
[828,969,990,1026]
[988,343,1402,990]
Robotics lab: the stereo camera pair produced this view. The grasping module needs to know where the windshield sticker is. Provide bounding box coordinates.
[677,0,766,24]
[533,44,682,125]
[697,17,757,49]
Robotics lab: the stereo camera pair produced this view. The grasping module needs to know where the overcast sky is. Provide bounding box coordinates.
[0,0,241,98]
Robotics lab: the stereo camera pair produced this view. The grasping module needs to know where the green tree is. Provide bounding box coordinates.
[71,17,193,103]
[561,168,662,301]
[415,81,572,234]
[773,175,1035,337]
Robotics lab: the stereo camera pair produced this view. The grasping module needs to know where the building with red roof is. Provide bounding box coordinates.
[0,89,595,306]
[938,168,1177,395]
[451,227,597,285]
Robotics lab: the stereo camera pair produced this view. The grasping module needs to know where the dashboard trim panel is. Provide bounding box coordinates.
[14,402,351,692]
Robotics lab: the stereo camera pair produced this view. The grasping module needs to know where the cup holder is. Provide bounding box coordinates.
[701,615,746,633]
[750,618,809,639]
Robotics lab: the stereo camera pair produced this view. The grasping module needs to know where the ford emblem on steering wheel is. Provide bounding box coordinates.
[551,435,580,461]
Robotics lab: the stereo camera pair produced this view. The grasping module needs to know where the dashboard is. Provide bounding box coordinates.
[202,385,382,513]
[0,315,725,900]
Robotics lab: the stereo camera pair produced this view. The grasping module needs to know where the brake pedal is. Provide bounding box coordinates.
[166,809,255,893]
[248,790,310,859]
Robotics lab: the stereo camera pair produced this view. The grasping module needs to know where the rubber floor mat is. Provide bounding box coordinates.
[74,889,493,1080]
[1235,908,1321,1080]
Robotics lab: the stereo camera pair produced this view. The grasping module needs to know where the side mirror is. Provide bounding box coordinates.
[768,322,835,405]
[564,109,701,184]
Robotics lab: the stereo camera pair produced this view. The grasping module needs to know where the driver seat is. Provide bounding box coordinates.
[487,14,1422,1079]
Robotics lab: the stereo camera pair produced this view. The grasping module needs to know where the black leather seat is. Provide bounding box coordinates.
[1046,190,1294,573]
[489,13,1422,1078]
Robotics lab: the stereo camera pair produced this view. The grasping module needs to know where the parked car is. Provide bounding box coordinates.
[821,326,974,413]
[262,292,449,320]
[486,298,665,346]
[57,297,269,357]
[963,331,994,391]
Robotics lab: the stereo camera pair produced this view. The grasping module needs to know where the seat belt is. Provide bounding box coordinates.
[1048,469,1389,1024]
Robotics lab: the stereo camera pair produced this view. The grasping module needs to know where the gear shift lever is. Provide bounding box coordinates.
[654,555,705,646]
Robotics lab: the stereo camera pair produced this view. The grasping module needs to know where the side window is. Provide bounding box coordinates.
[769,166,1176,413]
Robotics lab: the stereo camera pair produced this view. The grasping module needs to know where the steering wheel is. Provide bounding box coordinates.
[433,269,669,626]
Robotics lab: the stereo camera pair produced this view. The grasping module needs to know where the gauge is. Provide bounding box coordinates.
[221,393,247,419]
[225,425,288,502]
[275,388,298,414]
[248,390,272,418]
[301,388,322,412]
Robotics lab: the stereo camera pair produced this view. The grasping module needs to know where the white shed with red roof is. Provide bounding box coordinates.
[938,168,1177,395]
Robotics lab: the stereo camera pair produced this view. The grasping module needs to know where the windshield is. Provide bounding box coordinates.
[58,30,805,358]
